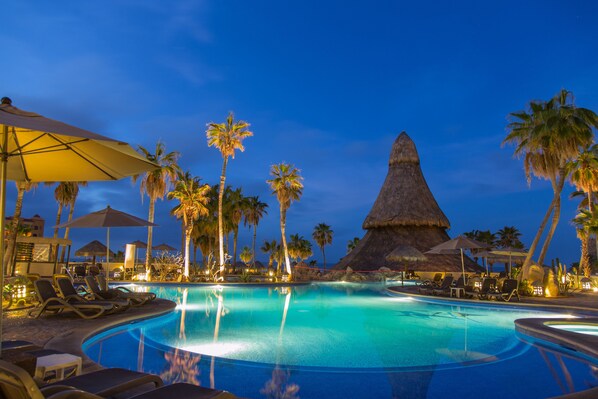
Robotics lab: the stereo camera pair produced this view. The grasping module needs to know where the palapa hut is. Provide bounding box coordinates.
[335,132,482,273]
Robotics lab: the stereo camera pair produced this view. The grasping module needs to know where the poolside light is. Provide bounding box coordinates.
[531,280,544,296]
[14,283,26,300]
[581,278,592,291]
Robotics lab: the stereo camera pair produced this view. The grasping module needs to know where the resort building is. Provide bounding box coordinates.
[5,213,45,237]
[335,132,481,273]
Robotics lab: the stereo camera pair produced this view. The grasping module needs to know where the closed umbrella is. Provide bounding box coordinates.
[0,97,158,354]
[426,236,489,285]
[56,206,157,287]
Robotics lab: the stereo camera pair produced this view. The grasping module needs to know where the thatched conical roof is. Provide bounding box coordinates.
[363,132,450,229]
[335,132,483,273]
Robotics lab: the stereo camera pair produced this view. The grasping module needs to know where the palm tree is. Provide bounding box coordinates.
[226,187,244,264]
[312,223,333,268]
[60,182,87,261]
[243,196,268,267]
[240,246,252,267]
[504,89,597,267]
[168,172,210,279]
[347,237,360,254]
[133,142,180,280]
[206,112,253,273]
[572,208,598,277]
[3,182,37,272]
[261,240,278,271]
[267,163,303,277]
[495,226,524,249]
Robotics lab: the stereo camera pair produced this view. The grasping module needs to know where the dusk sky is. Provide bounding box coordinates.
[2,1,597,268]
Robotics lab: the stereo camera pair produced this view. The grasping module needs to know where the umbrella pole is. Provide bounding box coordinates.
[460,248,466,286]
[0,124,8,355]
[106,228,110,290]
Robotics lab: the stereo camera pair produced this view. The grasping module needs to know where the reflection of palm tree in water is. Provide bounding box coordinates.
[210,288,225,389]
[260,288,300,399]
[161,287,201,385]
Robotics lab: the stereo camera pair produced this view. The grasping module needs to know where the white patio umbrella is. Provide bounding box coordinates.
[56,205,157,288]
[490,247,528,278]
[0,97,158,354]
[426,235,489,285]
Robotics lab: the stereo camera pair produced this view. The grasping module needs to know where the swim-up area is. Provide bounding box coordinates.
[83,283,598,398]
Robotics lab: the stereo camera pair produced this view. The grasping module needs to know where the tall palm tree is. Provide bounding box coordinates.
[168,172,210,279]
[243,196,268,267]
[267,163,303,277]
[227,187,244,264]
[312,223,333,268]
[3,182,37,272]
[51,182,71,240]
[347,237,360,254]
[206,112,253,273]
[495,226,524,249]
[133,142,180,280]
[504,89,597,267]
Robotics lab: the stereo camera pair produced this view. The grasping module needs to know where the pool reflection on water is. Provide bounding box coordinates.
[83,283,598,399]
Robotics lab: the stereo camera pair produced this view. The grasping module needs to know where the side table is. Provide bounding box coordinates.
[34,353,82,383]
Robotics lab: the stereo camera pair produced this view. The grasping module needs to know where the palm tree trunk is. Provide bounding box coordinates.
[218,157,228,273]
[579,231,590,277]
[522,194,557,269]
[145,198,156,280]
[60,202,76,262]
[537,172,566,265]
[252,224,257,267]
[181,222,185,255]
[184,226,191,278]
[4,184,26,273]
[53,205,63,239]
[322,246,326,268]
[280,206,292,276]
[233,227,238,265]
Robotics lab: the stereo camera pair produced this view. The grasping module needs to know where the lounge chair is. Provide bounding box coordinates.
[28,279,113,319]
[432,276,454,296]
[84,276,147,306]
[97,274,156,302]
[55,276,130,312]
[417,273,443,294]
[0,359,237,399]
[474,278,497,300]
[488,279,520,302]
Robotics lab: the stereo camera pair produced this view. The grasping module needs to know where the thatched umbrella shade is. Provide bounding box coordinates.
[386,245,427,285]
[75,240,115,266]
[427,236,489,285]
[128,240,147,249]
[154,243,177,252]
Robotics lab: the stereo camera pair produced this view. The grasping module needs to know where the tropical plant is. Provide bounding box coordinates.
[572,208,598,277]
[347,237,360,254]
[569,145,598,269]
[240,246,252,267]
[495,226,524,249]
[133,142,180,280]
[504,89,597,268]
[312,223,333,268]
[59,182,87,261]
[3,182,37,271]
[267,163,303,277]
[225,187,244,264]
[167,172,210,279]
[243,196,268,267]
[206,112,253,273]
[261,240,278,271]
[288,233,312,262]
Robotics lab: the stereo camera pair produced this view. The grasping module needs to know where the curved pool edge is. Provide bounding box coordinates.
[43,298,177,372]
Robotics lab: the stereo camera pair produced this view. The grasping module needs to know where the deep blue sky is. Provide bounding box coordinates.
[2,1,597,267]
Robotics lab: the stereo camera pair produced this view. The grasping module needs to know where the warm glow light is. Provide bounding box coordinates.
[389,297,414,302]
[544,288,551,297]
[593,287,598,292]
[175,303,206,311]
[183,342,245,357]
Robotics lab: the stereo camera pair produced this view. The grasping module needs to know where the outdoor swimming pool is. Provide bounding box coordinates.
[83,283,598,399]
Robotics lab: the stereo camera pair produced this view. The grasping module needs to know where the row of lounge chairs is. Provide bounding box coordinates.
[28,275,157,319]
[0,346,237,398]
[418,275,520,302]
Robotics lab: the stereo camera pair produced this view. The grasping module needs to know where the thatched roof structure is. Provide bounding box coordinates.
[335,132,482,273]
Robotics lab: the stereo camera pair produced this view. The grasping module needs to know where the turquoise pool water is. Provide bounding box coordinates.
[83,283,598,398]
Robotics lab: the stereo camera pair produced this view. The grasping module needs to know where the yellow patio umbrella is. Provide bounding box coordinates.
[0,97,158,354]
